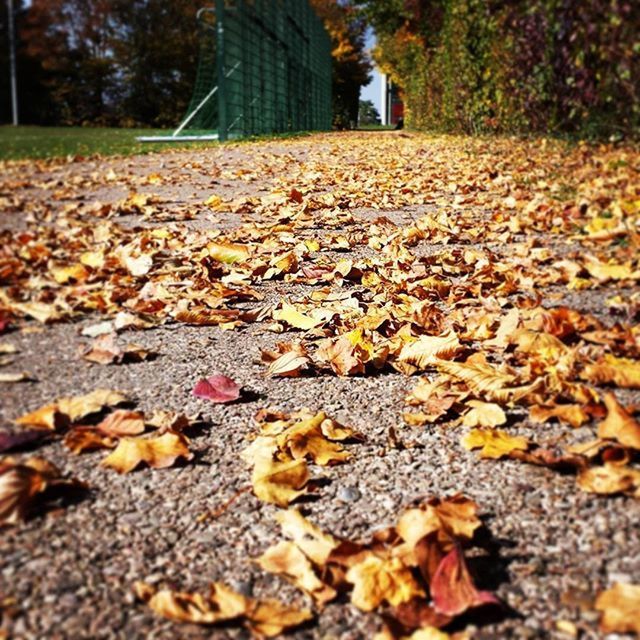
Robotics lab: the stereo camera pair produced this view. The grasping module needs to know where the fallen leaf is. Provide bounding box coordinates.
[398,331,462,370]
[0,457,84,526]
[597,393,640,449]
[595,582,640,634]
[581,355,640,389]
[192,374,241,403]
[102,431,192,473]
[82,333,153,365]
[135,580,312,636]
[273,302,323,330]
[256,540,337,605]
[461,428,529,459]
[250,457,310,507]
[346,553,426,612]
[430,546,499,616]
[461,401,506,428]
[577,463,640,497]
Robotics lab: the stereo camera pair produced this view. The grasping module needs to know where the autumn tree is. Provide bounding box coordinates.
[310,0,372,129]
[359,0,640,136]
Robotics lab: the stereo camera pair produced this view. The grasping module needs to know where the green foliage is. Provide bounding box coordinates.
[360,0,640,137]
[358,99,380,125]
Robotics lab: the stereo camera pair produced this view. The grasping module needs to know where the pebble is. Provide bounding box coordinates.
[337,486,362,503]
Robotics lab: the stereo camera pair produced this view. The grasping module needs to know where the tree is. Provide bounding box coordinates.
[358,99,379,125]
[310,0,372,129]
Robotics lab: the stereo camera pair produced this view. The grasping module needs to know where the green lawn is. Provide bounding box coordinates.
[0,126,221,161]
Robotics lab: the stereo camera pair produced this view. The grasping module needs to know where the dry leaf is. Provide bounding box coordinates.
[461,401,506,428]
[251,457,310,507]
[192,374,241,403]
[598,392,640,449]
[577,463,640,497]
[0,457,84,526]
[461,428,529,459]
[346,553,426,612]
[595,582,640,634]
[102,431,192,473]
[430,546,499,616]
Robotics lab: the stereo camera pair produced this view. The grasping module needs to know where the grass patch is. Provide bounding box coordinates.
[0,126,222,161]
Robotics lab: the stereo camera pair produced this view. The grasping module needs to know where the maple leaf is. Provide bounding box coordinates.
[595,583,640,634]
[430,546,499,616]
[192,375,241,404]
[597,392,640,450]
[102,431,193,473]
[462,428,530,459]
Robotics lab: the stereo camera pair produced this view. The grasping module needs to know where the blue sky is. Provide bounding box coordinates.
[360,31,383,115]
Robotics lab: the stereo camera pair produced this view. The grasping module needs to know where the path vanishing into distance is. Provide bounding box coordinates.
[1,132,639,639]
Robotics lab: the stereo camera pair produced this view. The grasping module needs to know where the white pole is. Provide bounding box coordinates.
[7,0,18,125]
[380,73,387,126]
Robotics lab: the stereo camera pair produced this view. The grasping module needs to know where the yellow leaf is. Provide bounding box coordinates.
[581,355,640,389]
[251,457,310,507]
[346,553,425,611]
[595,583,640,634]
[102,432,192,473]
[273,302,322,330]
[462,428,529,459]
[57,389,128,422]
[207,241,249,264]
[529,404,590,428]
[461,401,506,428]
[398,331,462,370]
[275,509,338,565]
[577,463,640,497]
[598,393,640,450]
[50,263,89,284]
[256,540,336,605]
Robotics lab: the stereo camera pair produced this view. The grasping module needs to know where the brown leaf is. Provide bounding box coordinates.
[0,457,84,526]
[135,580,312,636]
[598,392,640,450]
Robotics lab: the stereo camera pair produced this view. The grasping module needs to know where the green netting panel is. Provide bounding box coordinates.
[182,0,332,140]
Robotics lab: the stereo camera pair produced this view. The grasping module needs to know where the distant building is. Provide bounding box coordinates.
[379,74,404,126]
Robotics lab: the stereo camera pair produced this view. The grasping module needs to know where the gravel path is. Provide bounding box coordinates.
[1,132,639,639]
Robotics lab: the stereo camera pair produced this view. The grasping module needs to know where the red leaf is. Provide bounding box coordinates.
[192,375,241,404]
[430,546,500,617]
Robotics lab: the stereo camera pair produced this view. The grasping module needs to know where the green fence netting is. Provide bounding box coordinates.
[181,0,332,141]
